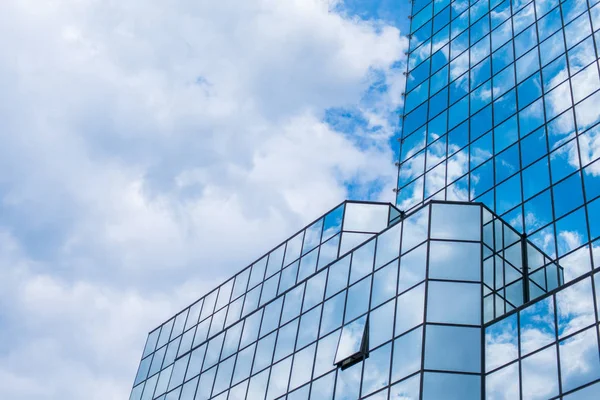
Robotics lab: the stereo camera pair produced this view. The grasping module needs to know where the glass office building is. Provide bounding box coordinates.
[130,1,600,399]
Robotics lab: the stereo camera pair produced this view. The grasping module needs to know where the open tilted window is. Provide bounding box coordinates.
[334,315,369,370]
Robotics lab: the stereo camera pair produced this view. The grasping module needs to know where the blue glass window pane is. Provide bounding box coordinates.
[425,325,481,372]
[422,372,480,400]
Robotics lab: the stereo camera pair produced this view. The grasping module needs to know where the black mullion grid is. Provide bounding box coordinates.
[407,3,537,103]
[243,305,268,400]
[422,368,481,377]
[493,217,498,318]
[226,319,258,397]
[174,328,202,398]
[385,206,406,400]
[189,321,217,400]
[257,287,287,400]
[479,205,487,400]
[419,71,429,205]
[525,0,550,241]
[484,265,600,328]
[330,244,354,399]
[264,241,286,287]
[553,0,580,274]
[486,313,598,375]
[552,287,564,397]
[542,261,549,293]
[184,203,436,364]
[520,235,531,303]
[588,0,600,81]
[444,54,451,201]
[396,127,406,199]
[466,96,600,214]
[309,209,325,257]
[427,276,486,285]
[501,0,519,224]
[558,2,595,278]
[421,37,434,181]
[290,230,303,288]
[406,2,466,77]
[517,303,524,400]
[343,228,392,235]
[510,178,594,239]
[426,319,482,329]
[146,198,348,336]
[133,353,155,392]
[243,286,600,400]
[284,273,309,396]
[404,0,558,120]
[473,9,494,205]
[386,204,392,227]
[400,20,600,189]
[165,309,193,391]
[418,204,433,400]
[560,376,600,398]
[139,197,565,396]
[590,270,600,397]
[356,226,380,399]
[200,337,225,396]
[233,267,251,306]
[216,277,237,338]
[211,309,250,398]
[306,244,337,400]
[516,2,544,239]
[135,329,159,382]
[157,317,179,380]
[337,202,348,259]
[467,0,472,204]
[580,0,600,299]
[502,218,508,315]
[254,249,271,311]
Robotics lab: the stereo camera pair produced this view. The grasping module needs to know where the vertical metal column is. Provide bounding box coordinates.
[520,234,530,304]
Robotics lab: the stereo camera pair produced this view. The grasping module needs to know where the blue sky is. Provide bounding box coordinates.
[0,0,409,398]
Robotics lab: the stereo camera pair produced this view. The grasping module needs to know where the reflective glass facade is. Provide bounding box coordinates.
[130,200,600,399]
[129,1,600,399]
[396,0,600,288]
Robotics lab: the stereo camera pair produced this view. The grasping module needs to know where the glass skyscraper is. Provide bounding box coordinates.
[130,1,600,399]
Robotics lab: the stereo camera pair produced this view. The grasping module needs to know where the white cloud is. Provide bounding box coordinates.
[0,0,408,398]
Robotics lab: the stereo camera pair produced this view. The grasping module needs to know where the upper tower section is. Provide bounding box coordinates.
[396,0,600,287]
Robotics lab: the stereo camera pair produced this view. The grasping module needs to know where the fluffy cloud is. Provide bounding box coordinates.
[0,0,407,398]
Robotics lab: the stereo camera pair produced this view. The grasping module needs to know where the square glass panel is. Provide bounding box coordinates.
[485,313,518,372]
[427,281,481,325]
[430,203,481,240]
[422,372,480,400]
[428,241,481,281]
[425,325,480,373]
[521,345,560,400]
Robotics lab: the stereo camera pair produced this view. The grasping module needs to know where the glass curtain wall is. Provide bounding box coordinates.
[396,0,600,288]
